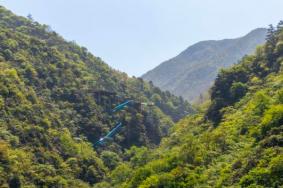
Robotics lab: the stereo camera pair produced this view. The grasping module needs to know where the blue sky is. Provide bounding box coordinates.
[0,0,283,76]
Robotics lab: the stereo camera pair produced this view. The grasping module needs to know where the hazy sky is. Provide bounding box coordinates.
[0,0,283,76]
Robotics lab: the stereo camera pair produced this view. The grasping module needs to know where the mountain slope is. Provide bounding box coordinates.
[96,23,283,187]
[0,6,194,187]
[142,28,267,101]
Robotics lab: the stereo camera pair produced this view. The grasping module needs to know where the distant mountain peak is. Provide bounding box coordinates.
[142,28,267,102]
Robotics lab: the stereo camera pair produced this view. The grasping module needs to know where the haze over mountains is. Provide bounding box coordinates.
[142,28,267,101]
[1,4,283,187]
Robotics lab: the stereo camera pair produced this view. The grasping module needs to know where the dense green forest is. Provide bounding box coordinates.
[95,23,283,187]
[0,5,283,188]
[0,6,194,187]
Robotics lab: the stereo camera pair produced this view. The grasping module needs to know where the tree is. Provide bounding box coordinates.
[265,24,277,64]
[101,151,121,170]
[230,82,248,101]
[266,24,276,47]
[27,13,33,21]
[8,176,21,188]
[276,20,283,32]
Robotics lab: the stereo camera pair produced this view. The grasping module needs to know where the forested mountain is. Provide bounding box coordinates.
[142,28,267,102]
[96,23,283,187]
[0,6,194,187]
[1,5,283,188]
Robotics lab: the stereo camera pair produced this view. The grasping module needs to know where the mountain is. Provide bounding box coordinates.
[142,28,267,102]
[0,6,194,187]
[1,4,282,188]
[97,22,283,188]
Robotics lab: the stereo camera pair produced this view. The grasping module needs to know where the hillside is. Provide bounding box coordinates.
[96,23,283,187]
[142,28,267,102]
[0,6,194,187]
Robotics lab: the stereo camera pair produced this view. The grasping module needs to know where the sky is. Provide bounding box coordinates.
[0,1,283,76]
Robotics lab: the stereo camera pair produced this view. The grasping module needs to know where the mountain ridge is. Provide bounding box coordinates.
[142,28,267,101]
[96,22,283,188]
[0,6,194,187]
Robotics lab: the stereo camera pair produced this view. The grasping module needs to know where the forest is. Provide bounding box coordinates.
[0,5,282,188]
[0,6,193,187]
[94,23,283,187]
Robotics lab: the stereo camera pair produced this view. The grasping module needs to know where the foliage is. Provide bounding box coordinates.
[97,22,283,187]
[1,4,283,188]
[0,6,194,187]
